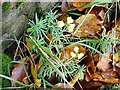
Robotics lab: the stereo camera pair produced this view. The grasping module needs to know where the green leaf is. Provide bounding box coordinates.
[27,27,35,33]
[79,70,84,80]
[25,37,34,47]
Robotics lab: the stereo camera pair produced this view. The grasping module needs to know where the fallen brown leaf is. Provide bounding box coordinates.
[101,69,118,79]
[61,0,72,12]
[94,77,120,84]
[11,63,28,86]
[113,61,120,76]
[97,53,111,72]
[74,14,103,37]
[54,83,72,89]
[60,44,86,63]
[72,0,93,11]
[80,80,103,90]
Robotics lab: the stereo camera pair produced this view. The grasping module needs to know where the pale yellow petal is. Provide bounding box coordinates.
[70,52,76,58]
[77,53,84,59]
[68,24,75,32]
[67,17,74,24]
[57,21,65,28]
[74,46,79,53]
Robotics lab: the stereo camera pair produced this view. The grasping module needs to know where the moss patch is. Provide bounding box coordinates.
[0,53,12,87]
[2,2,10,12]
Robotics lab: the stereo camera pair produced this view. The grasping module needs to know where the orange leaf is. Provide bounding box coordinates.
[75,14,103,37]
[94,77,120,84]
[45,34,52,45]
[72,0,92,11]
[60,44,86,63]
[97,53,111,72]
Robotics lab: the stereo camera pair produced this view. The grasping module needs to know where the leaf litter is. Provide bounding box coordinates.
[5,1,120,90]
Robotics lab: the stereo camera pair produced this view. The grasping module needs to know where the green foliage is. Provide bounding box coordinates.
[2,2,10,12]
[0,53,12,87]
[26,11,85,87]
[100,84,120,90]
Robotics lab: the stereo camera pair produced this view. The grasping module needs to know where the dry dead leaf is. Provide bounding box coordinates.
[61,0,72,12]
[93,53,99,62]
[113,61,120,76]
[85,6,106,17]
[45,34,52,45]
[115,44,120,52]
[54,83,72,89]
[74,14,103,37]
[116,17,120,32]
[85,67,94,82]
[22,77,29,85]
[97,53,111,72]
[11,63,28,86]
[94,77,120,84]
[101,69,118,79]
[80,50,93,66]
[60,44,86,62]
[80,80,103,90]
[72,0,93,11]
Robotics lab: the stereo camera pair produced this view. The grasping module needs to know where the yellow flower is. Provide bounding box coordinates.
[74,46,79,53]
[77,53,84,59]
[68,24,75,32]
[70,52,76,58]
[67,17,74,24]
[57,21,65,28]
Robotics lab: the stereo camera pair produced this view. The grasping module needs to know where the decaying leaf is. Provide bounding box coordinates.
[85,67,95,82]
[79,50,93,66]
[85,6,106,18]
[61,0,72,12]
[11,63,28,86]
[74,14,103,37]
[94,76,120,84]
[101,69,118,79]
[72,0,93,11]
[60,44,86,62]
[97,53,111,72]
[55,70,84,89]
[80,80,103,90]
[113,61,120,75]
[45,34,52,45]
[116,17,120,32]
[54,83,72,89]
